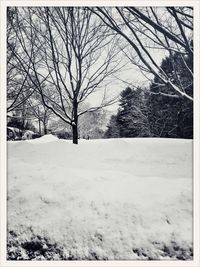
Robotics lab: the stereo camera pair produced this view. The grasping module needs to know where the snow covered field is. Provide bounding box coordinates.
[7,136,193,260]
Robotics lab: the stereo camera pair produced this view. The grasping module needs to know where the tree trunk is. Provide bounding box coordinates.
[43,111,48,135]
[38,108,41,136]
[44,126,47,135]
[72,99,78,144]
[72,124,78,144]
[38,119,41,136]
[43,121,47,135]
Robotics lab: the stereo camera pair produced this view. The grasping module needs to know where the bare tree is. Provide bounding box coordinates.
[9,7,123,144]
[78,104,107,139]
[26,91,52,135]
[7,7,36,113]
[90,7,193,102]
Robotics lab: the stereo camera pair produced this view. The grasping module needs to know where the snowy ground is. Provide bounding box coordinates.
[7,136,193,260]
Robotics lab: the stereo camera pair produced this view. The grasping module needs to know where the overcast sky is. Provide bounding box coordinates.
[88,47,167,113]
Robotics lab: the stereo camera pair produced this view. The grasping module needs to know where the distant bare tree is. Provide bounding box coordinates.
[91,7,193,102]
[78,104,107,139]
[26,92,52,135]
[9,7,123,144]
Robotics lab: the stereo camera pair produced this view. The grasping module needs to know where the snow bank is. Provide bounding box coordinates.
[26,134,58,143]
[7,138,193,260]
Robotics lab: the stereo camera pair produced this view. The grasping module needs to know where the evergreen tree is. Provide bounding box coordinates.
[147,52,193,138]
[105,87,150,138]
[104,115,120,138]
[117,87,150,137]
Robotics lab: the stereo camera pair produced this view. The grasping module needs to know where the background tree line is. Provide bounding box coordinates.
[105,50,193,139]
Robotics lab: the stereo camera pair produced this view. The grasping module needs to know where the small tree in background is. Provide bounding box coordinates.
[117,87,150,137]
[79,108,107,139]
[104,115,120,138]
[105,87,150,138]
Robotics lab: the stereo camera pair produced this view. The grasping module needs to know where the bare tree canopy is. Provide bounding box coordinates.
[8,7,123,143]
[7,8,36,113]
[90,7,193,101]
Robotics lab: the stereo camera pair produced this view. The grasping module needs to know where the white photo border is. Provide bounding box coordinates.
[0,1,199,266]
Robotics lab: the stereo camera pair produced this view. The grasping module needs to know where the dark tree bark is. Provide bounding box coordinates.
[72,125,78,144]
[72,99,78,144]
[38,118,41,136]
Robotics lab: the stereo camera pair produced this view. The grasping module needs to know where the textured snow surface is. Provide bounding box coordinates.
[7,137,193,260]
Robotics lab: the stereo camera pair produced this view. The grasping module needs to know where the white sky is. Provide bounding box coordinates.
[88,48,166,113]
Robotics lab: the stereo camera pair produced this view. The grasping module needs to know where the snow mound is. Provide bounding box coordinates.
[7,138,193,260]
[27,134,58,144]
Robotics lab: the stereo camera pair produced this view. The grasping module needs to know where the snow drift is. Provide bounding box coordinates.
[7,137,193,260]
